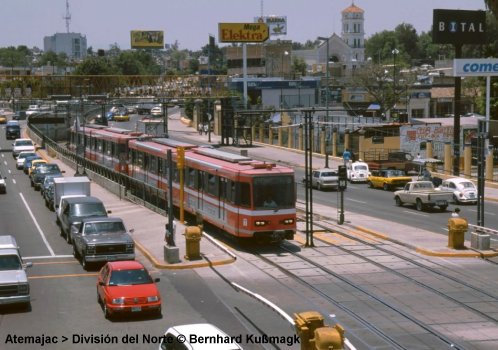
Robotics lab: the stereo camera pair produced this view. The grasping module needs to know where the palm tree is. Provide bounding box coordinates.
[486,0,498,17]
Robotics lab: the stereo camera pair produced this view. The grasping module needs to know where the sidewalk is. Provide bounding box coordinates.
[31,115,498,267]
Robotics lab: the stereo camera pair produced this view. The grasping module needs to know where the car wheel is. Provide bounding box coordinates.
[395,196,403,207]
[317,183,322,191]
[104,304,112,320]
[368,181,373,188]
[45,198,49,207]
[82,255,90,270]
[155,306,162,318]
[416,199,424,211]
[66,232,72,244]
[383,183,390,191]
[72,245,79,259]
[440,205,448,212]
[453,194,460,204]
[30,180,34,187]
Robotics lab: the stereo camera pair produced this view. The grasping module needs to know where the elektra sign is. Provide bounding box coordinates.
[433,9,486,44]
[454,59,498,77]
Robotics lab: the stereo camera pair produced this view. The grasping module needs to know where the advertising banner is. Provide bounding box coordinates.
[454,58,498,77]
[130,30,164,49]
[218,23,269,43]
[254,16,287,36]
[433,10,486,44]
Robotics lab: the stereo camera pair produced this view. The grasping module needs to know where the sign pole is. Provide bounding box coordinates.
[243,43,248,109]
[453,44,462,176]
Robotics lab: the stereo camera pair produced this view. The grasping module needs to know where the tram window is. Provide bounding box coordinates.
[84,136,89,150]
[158,158,164,177]
[106,142,113,157]
[207,174,218,196]
[136,152,144,167]
[198,171,205,191]
[97,139,103,153]
[187,168,196,188]
[115,144,125,157]
[173,167,179,182]
[220,177,227,200]
[237,182,250,207]
[150,156,158,175]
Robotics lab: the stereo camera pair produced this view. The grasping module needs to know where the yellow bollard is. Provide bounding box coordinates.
[184,226,202,260]
[447,217,468,249]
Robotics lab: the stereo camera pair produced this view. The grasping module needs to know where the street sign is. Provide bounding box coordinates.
[433,9,486,45]
[454,59,498,77]
[218,23,269,43]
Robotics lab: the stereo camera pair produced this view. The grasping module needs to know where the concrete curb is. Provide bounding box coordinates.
[134,239,236,270]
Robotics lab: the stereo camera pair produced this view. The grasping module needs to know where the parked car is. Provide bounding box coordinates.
[43,182,56,210]
[12,111,27,120]
[159,323,243,350]
[113,111,129,122]
[394,181,454,212]
[96,261,161,319]
[30,163,63,190]
[5,120,21,140]
[0,114,6,124]
[12,138,36,158]
[0,235,32,308]
[150,106,163,116]
[72,217,135,269]
[439,177,478,204]
[368,169,413,191]
[16,151,37,170]
[303,168,339,191]
[28,159,47,177]
[57,196,111,244]
[0,171,6,194]
[347,160,370,183]
[22,155,43,174]
[40,174,63,197]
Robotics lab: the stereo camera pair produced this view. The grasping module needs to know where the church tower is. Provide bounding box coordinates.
[341,1,365,62]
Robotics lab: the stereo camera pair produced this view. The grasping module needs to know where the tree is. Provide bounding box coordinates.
[291,57,307,77]
[73,56,118,75]
[0,47,29,69]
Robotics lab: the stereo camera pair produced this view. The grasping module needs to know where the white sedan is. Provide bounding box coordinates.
[150,106,163,116]
[439,177,477,204]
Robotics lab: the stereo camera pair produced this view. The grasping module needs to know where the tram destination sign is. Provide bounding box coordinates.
[433,9,486,44]
[218,23,269,43]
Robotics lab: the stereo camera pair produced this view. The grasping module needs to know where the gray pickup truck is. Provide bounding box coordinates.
[0,235,32,309]
[394,181,454,212]
[71,217,135,269]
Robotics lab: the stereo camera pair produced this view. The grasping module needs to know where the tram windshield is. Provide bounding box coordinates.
[254,175,295,209]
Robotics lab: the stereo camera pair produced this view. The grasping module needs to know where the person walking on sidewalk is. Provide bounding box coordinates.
[342,149,352,166]
[198,123,203,135]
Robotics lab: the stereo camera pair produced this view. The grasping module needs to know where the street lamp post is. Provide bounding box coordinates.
[392,48,399,117]
[318,36,330,120]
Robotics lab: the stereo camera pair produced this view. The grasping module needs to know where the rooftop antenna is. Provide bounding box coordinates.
[63,0,71,33]
[260,0,264,19]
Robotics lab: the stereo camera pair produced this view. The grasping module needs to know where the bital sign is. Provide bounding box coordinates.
[433,9,486,45]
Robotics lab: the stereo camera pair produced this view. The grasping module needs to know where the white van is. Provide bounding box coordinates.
[159,323,243,350]
[347,160,370,183]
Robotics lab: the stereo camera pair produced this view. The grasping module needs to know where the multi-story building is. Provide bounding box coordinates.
[43,33,87,60]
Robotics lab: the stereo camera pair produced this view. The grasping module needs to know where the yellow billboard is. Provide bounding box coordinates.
[218,23,269,43]
[130,30,164,49]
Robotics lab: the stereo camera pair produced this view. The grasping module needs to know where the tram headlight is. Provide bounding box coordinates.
[255,220,267,226]
[282,219,294,225]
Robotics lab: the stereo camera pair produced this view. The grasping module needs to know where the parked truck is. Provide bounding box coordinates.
[53,176,91,212]
[364,151,415,172]
[394,181,454,212]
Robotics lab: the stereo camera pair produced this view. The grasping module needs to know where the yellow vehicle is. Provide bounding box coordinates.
[0,114,7,124]
[113,112,129,122]
[367,169,413,191]
[28,159,47,176]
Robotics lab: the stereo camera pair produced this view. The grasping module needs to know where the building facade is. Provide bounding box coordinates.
[43,33,87,60]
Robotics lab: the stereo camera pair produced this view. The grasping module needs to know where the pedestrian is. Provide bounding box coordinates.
[451,208,461,218]
[203,123,209,135]
[198,123,203,135]
[342,149,352,166]
[416,153,421,160]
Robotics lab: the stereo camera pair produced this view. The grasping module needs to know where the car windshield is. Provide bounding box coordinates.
[71,203,107,217]
[353,165,368,171]
[37,164,60,173]
[108,269,152,286]
[386,170,406,177]
[321,171,337,177]
[0,255,22,271]
[84,221,125,235]
[18,152,36,159]
[15,140,33,146]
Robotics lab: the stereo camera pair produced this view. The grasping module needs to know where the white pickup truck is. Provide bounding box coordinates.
[394,181,454,212]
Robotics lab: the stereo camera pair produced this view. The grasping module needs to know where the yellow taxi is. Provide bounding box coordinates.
[0,114,7,124]
[28,159,48,176]
[367,169,413,191]
[113,111,129,122]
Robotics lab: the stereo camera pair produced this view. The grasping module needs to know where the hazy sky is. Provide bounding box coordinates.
[1,0,486,51]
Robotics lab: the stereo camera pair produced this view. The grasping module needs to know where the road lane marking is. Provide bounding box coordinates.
[24,255,73,260]
[469,209,496,216]
[19,192,55,256]
[402,210,429,217]
[28,273,98,280]
[346,198,367,204]
[12,179,15,184]
[31,260,78,265]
